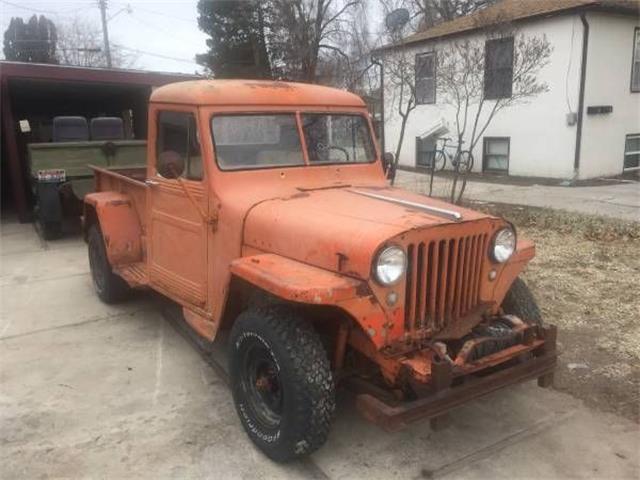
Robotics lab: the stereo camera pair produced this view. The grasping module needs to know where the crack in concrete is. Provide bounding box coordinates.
[0,307,155,342]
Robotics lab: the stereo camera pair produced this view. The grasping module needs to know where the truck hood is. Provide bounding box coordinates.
[242,186,492,279]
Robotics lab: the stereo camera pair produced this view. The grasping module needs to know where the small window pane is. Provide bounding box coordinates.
[212,115,304,170]
[157,111,202,180]
[484,37,514,99]
[625,135,640,152]
[302,114,375,164]
[484,137,509,172]
[488,140,509,155]
[416,52,436,104]
[624,134,640,169]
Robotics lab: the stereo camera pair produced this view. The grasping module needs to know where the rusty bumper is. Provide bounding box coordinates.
[356,325,558,431]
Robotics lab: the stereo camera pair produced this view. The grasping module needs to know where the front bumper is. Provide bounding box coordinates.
[354,324,557,431]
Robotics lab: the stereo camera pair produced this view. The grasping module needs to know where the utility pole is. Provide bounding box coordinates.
[98,0,112,68]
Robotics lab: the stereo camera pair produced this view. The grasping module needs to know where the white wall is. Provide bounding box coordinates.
[383,14,586,179]
[579,12,640,179]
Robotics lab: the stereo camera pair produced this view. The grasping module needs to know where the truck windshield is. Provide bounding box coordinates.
[211,113,376,170]
[302,114,375,164]
[212,114,305,170]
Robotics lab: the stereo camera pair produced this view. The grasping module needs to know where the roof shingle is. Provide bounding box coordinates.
[391,0,639,48]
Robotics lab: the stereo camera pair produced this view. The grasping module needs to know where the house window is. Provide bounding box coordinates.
[416,136,435,167]
[157,111,203,180]
[484,37,514,99]
[416,52,436,104]
[624,134,640,170]
[631,28,640,92]
[483,137,510,172]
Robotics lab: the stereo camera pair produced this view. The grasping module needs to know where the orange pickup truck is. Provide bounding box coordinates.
[84,80,556,462]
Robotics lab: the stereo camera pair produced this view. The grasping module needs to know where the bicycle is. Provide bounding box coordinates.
[432,137,474,173]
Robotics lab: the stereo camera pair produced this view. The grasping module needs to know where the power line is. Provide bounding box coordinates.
[112,43,199,66]
[0,0,88,16]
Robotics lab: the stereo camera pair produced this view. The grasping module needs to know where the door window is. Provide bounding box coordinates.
[157,111,203,180]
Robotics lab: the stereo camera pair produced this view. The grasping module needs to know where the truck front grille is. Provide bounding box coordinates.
[404,233,488,335]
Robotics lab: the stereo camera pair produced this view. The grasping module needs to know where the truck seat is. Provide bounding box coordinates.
[52,116,89,142]
[255,150,304,166]
[90,117,125,141]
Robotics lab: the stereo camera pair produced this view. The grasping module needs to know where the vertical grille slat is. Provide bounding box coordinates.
[427,241,438,328]
[417,243,428,329]
[404,229,487,336]
[437,240,449,328]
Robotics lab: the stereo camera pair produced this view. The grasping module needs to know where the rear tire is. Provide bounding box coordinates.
[501,277,543,326]
[87,225,131,304]
[228,306,335,462]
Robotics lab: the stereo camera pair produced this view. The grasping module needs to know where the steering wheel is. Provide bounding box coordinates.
[327,145,350,162]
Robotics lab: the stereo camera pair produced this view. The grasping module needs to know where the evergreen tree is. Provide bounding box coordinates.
[3,15,58,64]
[196,0,272,78]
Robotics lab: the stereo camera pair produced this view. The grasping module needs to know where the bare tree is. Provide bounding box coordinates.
[268,0,361,82]
[412,0,496,27]
[57,17,136,68]
[437,31,552,157]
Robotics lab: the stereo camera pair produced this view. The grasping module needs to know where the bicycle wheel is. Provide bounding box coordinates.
[457,150,474,173]
[433,151,447,171]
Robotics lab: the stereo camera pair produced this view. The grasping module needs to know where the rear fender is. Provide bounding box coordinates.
[84,192,142,266]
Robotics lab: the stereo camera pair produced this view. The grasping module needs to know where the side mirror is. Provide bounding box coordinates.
[157,150,185,179]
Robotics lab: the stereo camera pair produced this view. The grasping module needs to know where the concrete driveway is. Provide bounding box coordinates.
[395,170,640,221]
[1,219,638,479]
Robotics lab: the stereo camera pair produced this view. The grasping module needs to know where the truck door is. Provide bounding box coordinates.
[147,109,209,309]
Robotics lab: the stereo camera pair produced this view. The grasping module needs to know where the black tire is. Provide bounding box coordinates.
[228,306,335,462]
[87,225,131,304]
[501,277,543,326]
[433,151,447,171]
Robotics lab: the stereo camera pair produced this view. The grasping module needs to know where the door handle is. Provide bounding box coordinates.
[145,179,160,187]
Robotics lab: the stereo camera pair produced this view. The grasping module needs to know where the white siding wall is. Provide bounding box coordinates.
[579,12,640,179]
[383,14,596,179]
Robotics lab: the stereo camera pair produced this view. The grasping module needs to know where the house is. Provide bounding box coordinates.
[379,0,640,180]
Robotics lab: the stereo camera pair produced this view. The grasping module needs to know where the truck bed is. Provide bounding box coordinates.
[90,165,148,227]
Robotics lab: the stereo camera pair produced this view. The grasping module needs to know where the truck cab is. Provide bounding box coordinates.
[84,80,556,462]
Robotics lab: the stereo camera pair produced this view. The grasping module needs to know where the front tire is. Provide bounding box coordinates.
[501,277,543,326]
[228,306,335,462]
[87,225,131,304]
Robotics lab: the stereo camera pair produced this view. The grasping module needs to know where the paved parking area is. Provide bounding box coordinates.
[1,218,639,479]
[395,170,640,221]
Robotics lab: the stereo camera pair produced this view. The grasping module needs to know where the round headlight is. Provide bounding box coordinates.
[374,246,406,285]
[492,227,516,263]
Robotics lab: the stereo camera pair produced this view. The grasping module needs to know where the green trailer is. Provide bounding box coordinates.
[28,139,146,238]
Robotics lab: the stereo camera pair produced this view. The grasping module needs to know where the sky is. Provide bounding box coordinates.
[0,0,209,73]
[0,0,389,75]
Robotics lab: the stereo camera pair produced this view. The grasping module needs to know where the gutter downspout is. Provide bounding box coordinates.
[574,13,589,179]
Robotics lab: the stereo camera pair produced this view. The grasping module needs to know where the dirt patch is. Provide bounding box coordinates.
[469,201,640,422]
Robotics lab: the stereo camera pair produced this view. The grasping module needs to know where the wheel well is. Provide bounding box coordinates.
[221,275,358,362]
[83,204,98,241]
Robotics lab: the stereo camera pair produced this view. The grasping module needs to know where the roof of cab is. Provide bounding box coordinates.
[150,79,366,108]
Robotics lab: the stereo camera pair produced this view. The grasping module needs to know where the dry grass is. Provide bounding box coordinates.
[469,201,640,420]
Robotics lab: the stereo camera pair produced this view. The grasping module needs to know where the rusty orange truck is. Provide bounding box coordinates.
[84,80,556,462]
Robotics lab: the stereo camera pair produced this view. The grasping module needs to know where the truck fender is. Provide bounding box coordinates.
[229,253,365,305]
[490,239,536,309]
[84,192,142,266]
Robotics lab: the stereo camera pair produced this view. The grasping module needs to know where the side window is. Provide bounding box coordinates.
[484,37,514,100]
[156,111,203,180]
[415,52,436,104]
